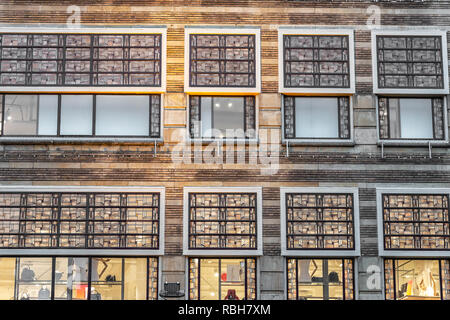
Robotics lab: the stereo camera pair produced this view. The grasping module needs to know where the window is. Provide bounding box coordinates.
[287,258,354,300]
[284,96,350,139]
[281,188,360,256]
[0,191,161,249]
[0,32,163,88]
[188,193,257,249]
[188,257,256,300]
[382,193,449,250]
[378,97,446,141]
[185,28,260,93]
[385,259,450,300]
[279,29,355,94]
[372,31,449,95]
[189,96,256,139]
[0,94,161,138]
[0,256,158,300]
[183,187,262,256]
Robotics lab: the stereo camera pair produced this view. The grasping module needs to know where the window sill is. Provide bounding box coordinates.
[283,139,355,146]
[378,140,449,147]
[189,138,259,145]
[183,249,263,257]
[0,137,164,145]
[281,249,361,257]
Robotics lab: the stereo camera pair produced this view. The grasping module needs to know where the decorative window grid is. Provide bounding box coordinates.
[286,258,354,300]
[376,35,444,89]
[286,193,355,250]
[378,97,445,140]
[0,192,160,249]
[283,35,350,88]
[188,257,257,300]
[0,33,162,86]
[189,96,256,139]
[0,94,161,138]
[188,193,257,250]
[384,259,450,300]
[189,34,256,88]
[284,96,350,139]
[382,194,450,250]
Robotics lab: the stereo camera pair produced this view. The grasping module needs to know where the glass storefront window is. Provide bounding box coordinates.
[0,257,158,300]
[287,258,354,300]
[189,258,256,300]
[385,259,450,300]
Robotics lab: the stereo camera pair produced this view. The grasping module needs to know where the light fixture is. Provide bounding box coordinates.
[210,292,215,297]
[227,102,233,108]
[215,103,220,108]
[6,108,12,121]
[214,272,219,277]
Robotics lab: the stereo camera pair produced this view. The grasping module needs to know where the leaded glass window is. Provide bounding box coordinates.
[189,96,256,139]
[378,97,445,140]
[376,35,444,89]
[0,192,160,249]
[286,193,354,250]
[188,193,257,249]
[0,33,161,86]
[283,35,350,88]
[189,34,256,88]
[287,258,354,300]
[382,194,450,250]
[284,96,350,139]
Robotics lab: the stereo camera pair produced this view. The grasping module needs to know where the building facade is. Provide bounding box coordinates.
[0,0,449,300]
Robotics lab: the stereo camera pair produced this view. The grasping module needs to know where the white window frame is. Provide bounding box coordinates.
[278,28,356,95]
[280,187,361,257]
[183,186,263,256]
[0,185,165,256]
[376,187,450,258]
[281,95,355,146]
[371,29,449,95]
[0,26,167,93]
[376,95,449,146]
[184,26,261,94]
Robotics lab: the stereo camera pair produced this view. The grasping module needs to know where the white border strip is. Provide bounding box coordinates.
[280,187,361,257]
[0,185,165,256]
[183,186,263,256]
[278,28,356,95]
[376,187,450,258]
[184,27,261,94]
[371,29,449,95]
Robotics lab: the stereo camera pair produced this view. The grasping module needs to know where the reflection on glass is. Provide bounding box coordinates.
[395,260,441,300]
[95,95,149,136]
[0,258,15,300]
[200,97,245,138]
[295,259,345,300]
[60,95,93,135]
[16,257,53,300]
[295,97,339,138]
[37,95,58,135]
[54,257,89,300]
[124,258,147,300]
[90,258,122,300]
[3,95,38,135]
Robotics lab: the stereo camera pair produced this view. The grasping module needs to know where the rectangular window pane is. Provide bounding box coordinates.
[199,258,220,300]
[54,257,89,300]
[3,95,38,135]
[60,95,93,135]
[37,95,58,135]
[124,258,147,300]
[0,258,15,300]
[294,97,339,138]
[200,97,212,138]
[213,97,244,138]
[90,257,122,300]
[395,260,441,300]
[17,257,53,300]
[96,95,149,136]
[399,99,433,139]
